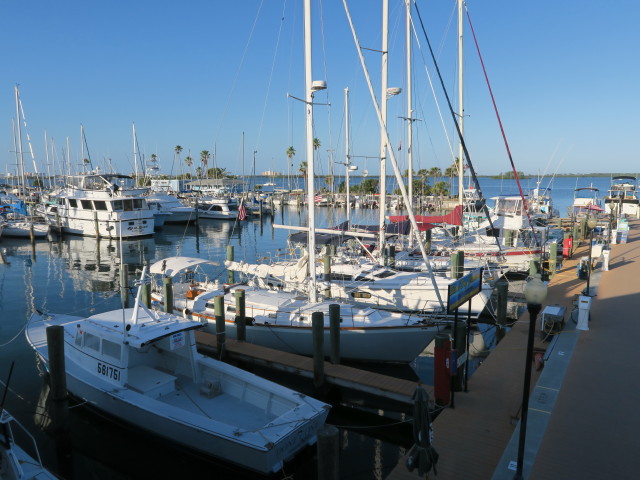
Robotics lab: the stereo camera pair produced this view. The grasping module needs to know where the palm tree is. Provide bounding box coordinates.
[200,150,211,179]
[286,146,296,165]
[428,167,441,192]
[417,168,429,196]
[185,155,193,179]
[299,160,308,177]
[174,145,183,177]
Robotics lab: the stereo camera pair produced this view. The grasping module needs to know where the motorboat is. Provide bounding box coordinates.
[145,192,197,224]
[0,408,57,479]
[149,257,450,363]
[26,268,329,475]
[569,186,603,218]
[42,173,155,238]
[603,176,640,218]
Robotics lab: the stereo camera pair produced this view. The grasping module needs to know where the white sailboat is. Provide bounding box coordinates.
[149,256,448,363]
[149,0,451,363]
[25,267,329,475]
[2,85,51,239]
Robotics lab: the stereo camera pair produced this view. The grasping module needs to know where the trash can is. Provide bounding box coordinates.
[576,295,592,331]
[602,248,611,271]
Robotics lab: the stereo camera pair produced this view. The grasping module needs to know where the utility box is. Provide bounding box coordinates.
[602,248,611,271]
[540,305,566,338]
[576,295,592,331]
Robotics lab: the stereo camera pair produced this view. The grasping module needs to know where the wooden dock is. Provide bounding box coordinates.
[195,331,425,412]
[389,219,640,479]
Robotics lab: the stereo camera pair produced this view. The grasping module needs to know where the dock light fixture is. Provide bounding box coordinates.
[515,274,548,479]
[586,216,597,296]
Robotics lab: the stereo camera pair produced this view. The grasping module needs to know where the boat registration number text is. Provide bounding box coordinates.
[97,362,121,381]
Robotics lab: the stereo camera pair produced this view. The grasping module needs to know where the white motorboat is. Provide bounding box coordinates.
[603,176,640,218]
[145,193,197,224]
[192,196,241,220]
[149,257,450,363]
[569,186,603,218]
[0,409,57,480]
[42,173,155,238]
[26,268,329,475]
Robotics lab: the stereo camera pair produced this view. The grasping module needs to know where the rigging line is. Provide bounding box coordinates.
[463,2,539,246]
[213,0,265,144]
[318,0,334,157]
[18,97,39,175]
[410,17,456,164]
[411,0,504,254]
[81,124,93,168]
[255,0,289,152]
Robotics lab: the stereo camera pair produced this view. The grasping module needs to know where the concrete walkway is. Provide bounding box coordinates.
[388,220,640,480]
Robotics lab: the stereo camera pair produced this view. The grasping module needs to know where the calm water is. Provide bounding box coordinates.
[0,176,612,479]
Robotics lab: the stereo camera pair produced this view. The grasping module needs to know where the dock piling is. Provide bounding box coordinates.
[214,295,226,360]
[227,245,235,284]
[235,289,246,341]
[312,311,325,388]
[329,304,341,364]
[317,425,340,480]
[163,277,174,314]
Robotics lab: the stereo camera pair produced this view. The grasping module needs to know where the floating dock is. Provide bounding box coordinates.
[389,219,639,479]
[195,331,425,413]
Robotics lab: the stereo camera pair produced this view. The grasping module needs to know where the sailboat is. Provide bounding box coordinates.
[25,267,329,475]
[149,0,451,363]
[1,85,51,239]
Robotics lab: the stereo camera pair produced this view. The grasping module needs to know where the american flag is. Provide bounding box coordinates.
[238,204,247,221]
[314,194,323,203]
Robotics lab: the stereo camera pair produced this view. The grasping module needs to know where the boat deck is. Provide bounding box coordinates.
[161,381,276,430]
[388,219,640,479]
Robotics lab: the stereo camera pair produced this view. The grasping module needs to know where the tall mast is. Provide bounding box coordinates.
[132,123,138,179]
[457,0,464,206]
[14,85,26,195]
[304,0,317,302]
[345,87,351,226]
[405,0,413,246]
[378,0,389,261]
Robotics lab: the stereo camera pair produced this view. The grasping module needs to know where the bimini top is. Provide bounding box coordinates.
[149,256,217,277]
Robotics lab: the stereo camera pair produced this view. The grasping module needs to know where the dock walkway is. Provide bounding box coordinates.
[390,219,639,480]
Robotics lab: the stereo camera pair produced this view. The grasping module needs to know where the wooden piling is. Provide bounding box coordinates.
[425,229,432,252]
[496,278,508,325]
[163,277,174,313]
[46,325,68,402]
[312,311,325,388]
[388,245,396,267]
[235,289,246,342]
[214,295,226,360]
[227,245,235,284]
[141,281,151,308]
[329,304,341,365]
[317,425,340,480]
[94,211,100,239]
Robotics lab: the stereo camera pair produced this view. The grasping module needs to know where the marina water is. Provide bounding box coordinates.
[0,175,613,479]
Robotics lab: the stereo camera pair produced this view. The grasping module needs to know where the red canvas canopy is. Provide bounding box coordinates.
[389,204,463,230]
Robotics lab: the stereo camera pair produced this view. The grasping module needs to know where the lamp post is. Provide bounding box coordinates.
[585,216,597,296]
[514,274,548,479]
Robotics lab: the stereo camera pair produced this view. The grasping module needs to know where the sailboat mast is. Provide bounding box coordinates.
[304,0,317,303]
[14,85,26,198]
[132,123,138,179]
[378,0,389,261]
[345,87,351,226]
[457,0,464,206]
[405,0,413,247]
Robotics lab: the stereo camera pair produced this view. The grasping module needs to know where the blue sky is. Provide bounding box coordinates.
[1,1,638,178]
